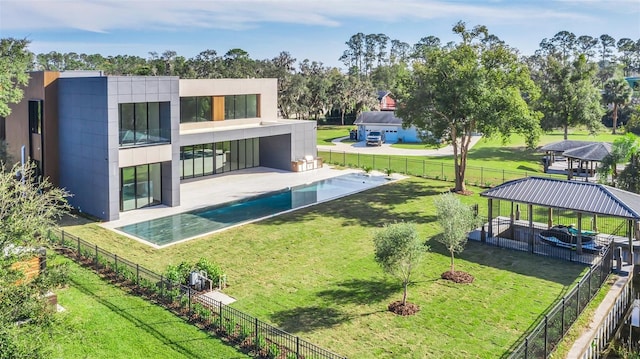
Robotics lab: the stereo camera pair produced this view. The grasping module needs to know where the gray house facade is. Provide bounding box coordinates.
[5,72,316,222]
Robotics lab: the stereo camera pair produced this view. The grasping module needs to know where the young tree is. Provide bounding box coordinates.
[0,38,33,118]
[598,133,639,187]
[603,75,634,134]
[434,193,479,275]
[0,161,70,358]
[398,22,542,193]
[373,222,426,308]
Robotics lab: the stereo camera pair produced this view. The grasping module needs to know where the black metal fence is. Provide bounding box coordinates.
[504,237,614,358]
[318,150,563,188]
[48,229,346,359]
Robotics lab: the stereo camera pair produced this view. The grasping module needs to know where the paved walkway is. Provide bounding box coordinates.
[317,135,483,157]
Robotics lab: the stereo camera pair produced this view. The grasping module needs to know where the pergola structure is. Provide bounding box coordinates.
[540,140,612,180]
[480,177,640,263]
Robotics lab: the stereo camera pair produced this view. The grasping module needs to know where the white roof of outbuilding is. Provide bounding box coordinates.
[480,177,640,220]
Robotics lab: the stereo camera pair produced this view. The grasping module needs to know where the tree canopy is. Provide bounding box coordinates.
[373,222,426,306]
[397,22,542,192]
[434,192,480,274]
[0,38,33,118]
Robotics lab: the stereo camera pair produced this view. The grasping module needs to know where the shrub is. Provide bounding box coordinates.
[256,334,267,351]
[268,343,281,359]
[195,258,222,286]
[238,324,252,341]
[224,318,236,336]
[286,353,298,359]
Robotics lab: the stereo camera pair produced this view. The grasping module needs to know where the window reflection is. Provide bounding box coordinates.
[180,138,260,179]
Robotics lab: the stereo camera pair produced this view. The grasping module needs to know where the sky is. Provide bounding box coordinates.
[1,0,639,69]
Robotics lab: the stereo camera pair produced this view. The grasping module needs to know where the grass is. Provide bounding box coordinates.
[46,255,248,359]
[59,177,588,358]
[317,125,353,146]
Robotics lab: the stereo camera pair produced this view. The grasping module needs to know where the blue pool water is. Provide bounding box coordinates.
[117,173,390,246]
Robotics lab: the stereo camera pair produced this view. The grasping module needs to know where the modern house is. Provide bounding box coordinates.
[354,111,421,143]
[2,71,317,221]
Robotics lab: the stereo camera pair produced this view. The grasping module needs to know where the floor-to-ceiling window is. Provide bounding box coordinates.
[119,102,169,147]
[180,138,260,179]
[224,95,259,120]
[180,97,212,123]
[120,163,162,211]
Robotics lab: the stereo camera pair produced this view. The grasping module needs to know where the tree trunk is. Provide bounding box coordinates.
[341,110,345,126]
[612,103,618,134]
[450,251,455,273]
[402,280,408,305]
[564,124,569,140]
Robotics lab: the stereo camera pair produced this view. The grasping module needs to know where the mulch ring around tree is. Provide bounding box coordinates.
[441,270,475,284]
[388,301,420,316]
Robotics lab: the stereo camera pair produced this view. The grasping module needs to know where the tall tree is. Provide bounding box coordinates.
[603,75,634,134]
[537,54,605,139]
[617,38,638,76]
[0,38,33,118]
[373,222,426,308]
[599,134,640,190]
[599,34,616,66]
[398,22,542,192]
[576,35,599,61]
[265,51,297,118]
[0,162,70,358]
[339,33,365,75]
[550,30,577,63]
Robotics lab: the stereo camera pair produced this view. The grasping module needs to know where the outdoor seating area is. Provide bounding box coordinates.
[540,140,613,181]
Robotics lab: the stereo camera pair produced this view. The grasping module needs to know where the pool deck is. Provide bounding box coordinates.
[102,165,375,230]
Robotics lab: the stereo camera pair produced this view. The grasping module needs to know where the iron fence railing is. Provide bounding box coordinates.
[505,239,614,358]
[318,150,564,188]
[48,228,346,359]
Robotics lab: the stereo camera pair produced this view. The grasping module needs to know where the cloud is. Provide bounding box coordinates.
[1,0,593,33]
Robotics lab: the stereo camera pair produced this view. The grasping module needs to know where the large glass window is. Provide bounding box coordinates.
[120,163,162,211]
[180,97,212,123]
[119,102,169,147]
[179,138,260,179]
[223,95,259,120]
[28,100,43,134]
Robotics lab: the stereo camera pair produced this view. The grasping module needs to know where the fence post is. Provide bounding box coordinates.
[62,230,65,246]
[576,282,581,316]
[77,236,80,254]
[561,297,565,334]
[136,264,140,285]
[296,336,300,357]
[441,162,444,180]
[255,318,259,351]
[481,167,484,185]
[219,301,223,330]
[329,150,332,163]
[115,254,118,277]
[388,155,391,170]
[502,169,505,184]
[357,152,360,167]
[342,152,345,166]
[405,158,408,174]
[94,244,98,265]
[544,315,548,357]
[422,160,425,177]
[525,337,528,359]
[160,275,164,297]
[188,288,192,314]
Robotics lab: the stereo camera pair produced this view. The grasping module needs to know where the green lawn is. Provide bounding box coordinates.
[317,125,353,146]
[60,177,587,358]
[46,255,248,359]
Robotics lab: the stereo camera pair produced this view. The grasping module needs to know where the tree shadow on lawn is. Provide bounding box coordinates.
[261,179,443,228]
[68,276,247,359]
[466,146,541,165]
[426,239,586,287]
[270,306,351,333]
[316,278,400,305]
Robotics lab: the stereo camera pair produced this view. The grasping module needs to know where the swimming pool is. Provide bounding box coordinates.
[117,173,390,246]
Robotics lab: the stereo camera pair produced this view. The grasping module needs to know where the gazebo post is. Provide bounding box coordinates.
[548,208,553,229]
[576,213,583,255]
[592,214,598,232]
[629,220,634,265]
[510,202,515,239]
[487,198,493,239]
[528,204,534,253]
[568,158,573,180]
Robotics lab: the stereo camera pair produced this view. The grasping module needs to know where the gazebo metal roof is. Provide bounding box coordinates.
[562,142,612,161]
[480,177,640,220]
[540,140,594,152]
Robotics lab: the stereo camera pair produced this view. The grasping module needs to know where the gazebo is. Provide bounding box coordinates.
[540,140,612,180]
[479,177,640,264]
